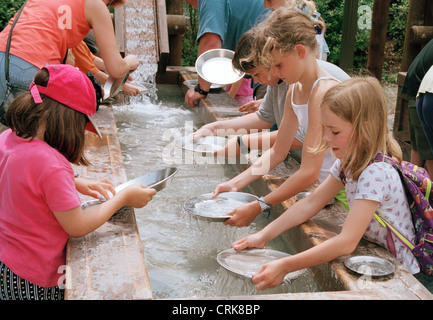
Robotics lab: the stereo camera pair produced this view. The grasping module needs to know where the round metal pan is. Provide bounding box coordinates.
[217,248,306,280]
[184,192,258,222]
[344,255,395,277]
[115,167,178,193]
[80,167,178,210]
[174,135,227,156]
[103,71,130,100]
[195,49,245,85]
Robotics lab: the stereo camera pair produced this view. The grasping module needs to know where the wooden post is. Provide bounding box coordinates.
[166,0,185,66]
[400,0,428,72]
[339,0,359,72]
[366,0,390,81]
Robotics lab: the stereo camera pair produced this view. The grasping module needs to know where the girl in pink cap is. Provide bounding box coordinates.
[0,64,156,300]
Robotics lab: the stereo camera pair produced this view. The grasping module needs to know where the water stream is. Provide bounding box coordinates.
[112,84,319,298]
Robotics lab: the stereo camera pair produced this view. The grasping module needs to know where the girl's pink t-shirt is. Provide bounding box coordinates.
[0,0,90,68]
[0,129,81,287]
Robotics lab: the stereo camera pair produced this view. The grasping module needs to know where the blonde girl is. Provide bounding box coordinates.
[213,7,343,226]
[232,77,419,290]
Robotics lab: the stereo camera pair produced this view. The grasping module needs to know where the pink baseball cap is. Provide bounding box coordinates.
[29,64,102,139]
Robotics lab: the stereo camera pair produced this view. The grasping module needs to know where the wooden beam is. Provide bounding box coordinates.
[401,0,428,72]
[410,25,433,44]
[155,0,170,73]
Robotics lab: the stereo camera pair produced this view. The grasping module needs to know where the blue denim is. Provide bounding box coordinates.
[0,52,39,124]
[417,92,433,154]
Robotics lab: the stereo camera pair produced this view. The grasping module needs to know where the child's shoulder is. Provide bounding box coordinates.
[360,161,400,181]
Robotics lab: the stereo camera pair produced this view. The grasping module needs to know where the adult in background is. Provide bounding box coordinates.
[401,38,433,175]
[183,0,269,108]
[0,0,139,125]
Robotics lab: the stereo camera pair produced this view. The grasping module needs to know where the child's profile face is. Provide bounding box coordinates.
[248,66,280,86]
[270,49,302,85]
[321,104,353,159]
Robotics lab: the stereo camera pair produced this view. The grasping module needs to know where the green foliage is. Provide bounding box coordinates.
[0,0,26,31]
[316,0,409,73]
[181,3,199,66]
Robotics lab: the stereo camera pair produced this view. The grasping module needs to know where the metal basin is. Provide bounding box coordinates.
[81,167,178,210]
[217,248,306,280]
[103,72,130,100]
[115,167,178,192]
[183,192,258,222]
[174,134,227,156]
[195,49,245,85]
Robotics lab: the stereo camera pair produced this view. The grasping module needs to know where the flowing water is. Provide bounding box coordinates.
[112,84,319,299]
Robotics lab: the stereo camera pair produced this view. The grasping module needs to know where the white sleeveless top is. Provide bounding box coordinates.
[292,76,340,183]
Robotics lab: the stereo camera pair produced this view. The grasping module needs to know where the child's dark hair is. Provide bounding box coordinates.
[5,68,90,165]
[232,28,257,73]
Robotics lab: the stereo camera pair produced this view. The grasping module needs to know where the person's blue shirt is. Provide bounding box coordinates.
[196,0,270,51]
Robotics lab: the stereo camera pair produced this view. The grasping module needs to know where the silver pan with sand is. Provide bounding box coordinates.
[183,192,258,222]
[174,134,227,156]
[217,248,307,280]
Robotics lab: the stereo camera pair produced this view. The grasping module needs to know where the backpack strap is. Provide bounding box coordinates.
[339,153,417,252]
[374,213,415,251]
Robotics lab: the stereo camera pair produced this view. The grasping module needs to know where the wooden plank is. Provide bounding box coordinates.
[401,0,428,72]
[65,105,152,300]
[155,0,170,73]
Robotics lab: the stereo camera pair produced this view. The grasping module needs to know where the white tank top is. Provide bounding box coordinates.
[291,76,340,183]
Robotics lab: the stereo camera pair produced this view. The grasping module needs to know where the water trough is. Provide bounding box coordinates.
[64,0,433,300]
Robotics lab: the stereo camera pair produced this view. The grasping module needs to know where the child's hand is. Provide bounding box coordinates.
[75,177,115,200]
[117,183,156,208]
[238,100,262,114]
[212,181,238,197]
[193,125,214,142]
[122,83,141,96]
[252,259,287,290]
[231,232,266,251]
[223,201,261,227]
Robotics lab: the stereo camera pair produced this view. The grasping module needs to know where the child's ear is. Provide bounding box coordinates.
[295,44,306,59]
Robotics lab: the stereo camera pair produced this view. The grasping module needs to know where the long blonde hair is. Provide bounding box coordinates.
[251,7,322,70]
[316,77,402,181]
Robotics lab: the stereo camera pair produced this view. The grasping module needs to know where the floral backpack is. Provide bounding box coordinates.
[339,153,433,275]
